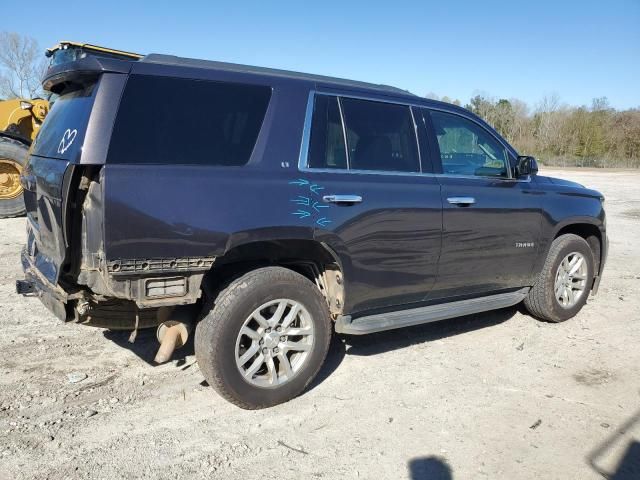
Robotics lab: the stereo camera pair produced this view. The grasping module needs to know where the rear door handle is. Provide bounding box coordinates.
[447,196,476,206]
[323,195,363,204]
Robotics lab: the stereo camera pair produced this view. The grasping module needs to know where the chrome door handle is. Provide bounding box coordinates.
[447,196,476,205]
[323,195,363,204]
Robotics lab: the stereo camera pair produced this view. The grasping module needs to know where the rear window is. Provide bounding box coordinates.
[305,94,422,173]
[31,82,97,161]
[341,98,420,173]
[107,75,272,166]
[308,95,347,169]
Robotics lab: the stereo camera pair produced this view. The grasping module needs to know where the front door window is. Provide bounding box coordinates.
[430,111,508,178]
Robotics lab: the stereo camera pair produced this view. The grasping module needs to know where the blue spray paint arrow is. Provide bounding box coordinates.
[291,196,311,206]
[312,201,329,212]
[309,184,324,195]
[292,209,311,219]
[289,178,310,186]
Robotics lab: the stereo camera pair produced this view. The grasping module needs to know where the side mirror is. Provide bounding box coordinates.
[515,156,538,177]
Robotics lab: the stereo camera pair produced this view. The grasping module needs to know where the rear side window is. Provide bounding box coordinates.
[108,75,271,165]
[308,95,347,169]
[340,98,420,173]
[31,82,97,161]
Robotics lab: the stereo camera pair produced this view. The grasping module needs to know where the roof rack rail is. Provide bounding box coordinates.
[142,54,417,97]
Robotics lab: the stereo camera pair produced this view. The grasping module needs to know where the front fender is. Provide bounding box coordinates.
[532,188,606,282]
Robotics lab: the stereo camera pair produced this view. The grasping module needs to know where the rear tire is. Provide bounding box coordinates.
[524,234,594,322]
[195,267,332,409]
[0,136,28,219]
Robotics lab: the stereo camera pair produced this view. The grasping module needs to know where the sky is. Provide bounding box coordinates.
[2,0,639,109]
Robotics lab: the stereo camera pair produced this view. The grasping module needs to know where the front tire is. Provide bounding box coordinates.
[195,267,332,409]
[0,136,28,219]
[524,234,594,322]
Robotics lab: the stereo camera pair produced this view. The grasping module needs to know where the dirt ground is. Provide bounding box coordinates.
[1,168,639,480]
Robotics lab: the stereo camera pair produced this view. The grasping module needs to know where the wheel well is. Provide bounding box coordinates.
[555,223,602,275]
[202,240,344,317]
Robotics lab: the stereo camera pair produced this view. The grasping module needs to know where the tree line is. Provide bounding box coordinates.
[429,93,640,168]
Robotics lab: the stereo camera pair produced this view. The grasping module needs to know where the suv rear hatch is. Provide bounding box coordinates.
[21,56,132,300]
[22,79,98,285]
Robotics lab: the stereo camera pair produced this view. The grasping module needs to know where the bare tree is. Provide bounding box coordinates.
[508,98,529,145]
[534,94,566,154]
[0,32,47,99]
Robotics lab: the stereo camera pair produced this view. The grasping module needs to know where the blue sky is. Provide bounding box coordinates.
[3,0,639,109]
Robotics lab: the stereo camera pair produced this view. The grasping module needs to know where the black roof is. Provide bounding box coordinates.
[141,54,418,98]
[43,51,469,118]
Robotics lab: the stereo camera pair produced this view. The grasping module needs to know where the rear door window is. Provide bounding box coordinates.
[340,98,420,173]
[307,95,347,169]
[107,75,272,166]
[31,82,98,161]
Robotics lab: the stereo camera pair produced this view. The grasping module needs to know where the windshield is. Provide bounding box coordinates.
[31,81,98,161]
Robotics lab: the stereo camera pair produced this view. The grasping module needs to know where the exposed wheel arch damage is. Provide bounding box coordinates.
[202,239,345,319]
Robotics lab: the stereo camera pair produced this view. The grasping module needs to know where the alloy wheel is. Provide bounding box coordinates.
[554,251,588,308]
[235,299,314,388]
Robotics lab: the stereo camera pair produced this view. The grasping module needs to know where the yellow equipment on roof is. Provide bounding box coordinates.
[45,41,143,62]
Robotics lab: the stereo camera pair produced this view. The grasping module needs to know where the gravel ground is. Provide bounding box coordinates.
[1,168,639,480]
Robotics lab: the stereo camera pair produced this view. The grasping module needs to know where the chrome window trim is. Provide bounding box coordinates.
[298,90,529,182]
[336,96,350,169]
[409,106,424,173]
[297,91,315,170]
[299,166,435,178]
[313,88,517,158]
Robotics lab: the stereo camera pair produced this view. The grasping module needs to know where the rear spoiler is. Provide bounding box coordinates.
[45,41,142,61]
[42,56,133,93]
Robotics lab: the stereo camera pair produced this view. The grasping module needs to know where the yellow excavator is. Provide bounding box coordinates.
[0,98,49,217]
[0,41,141,218]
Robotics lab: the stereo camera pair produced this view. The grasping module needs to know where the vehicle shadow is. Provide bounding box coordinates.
[586,408,640,480]
[408,456,453,480]
[100,306,518,391]
[306,306,517,394]
[102,327,195,367]
[342,306,518,357]
[305,332,347,393]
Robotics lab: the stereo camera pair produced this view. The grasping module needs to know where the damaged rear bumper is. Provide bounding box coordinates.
[17,248,70,321]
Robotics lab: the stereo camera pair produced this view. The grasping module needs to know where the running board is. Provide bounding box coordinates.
[335,288,530,335]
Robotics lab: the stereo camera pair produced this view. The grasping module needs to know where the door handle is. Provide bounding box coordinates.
[323,195,363,204]
[447,196,476,206]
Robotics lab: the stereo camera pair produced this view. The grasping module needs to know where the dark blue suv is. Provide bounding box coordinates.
[17,52,607,408]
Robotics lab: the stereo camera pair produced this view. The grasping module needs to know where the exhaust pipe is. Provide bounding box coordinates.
[153,306,194,364]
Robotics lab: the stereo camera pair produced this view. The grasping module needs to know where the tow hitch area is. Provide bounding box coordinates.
[16,279,35,295]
